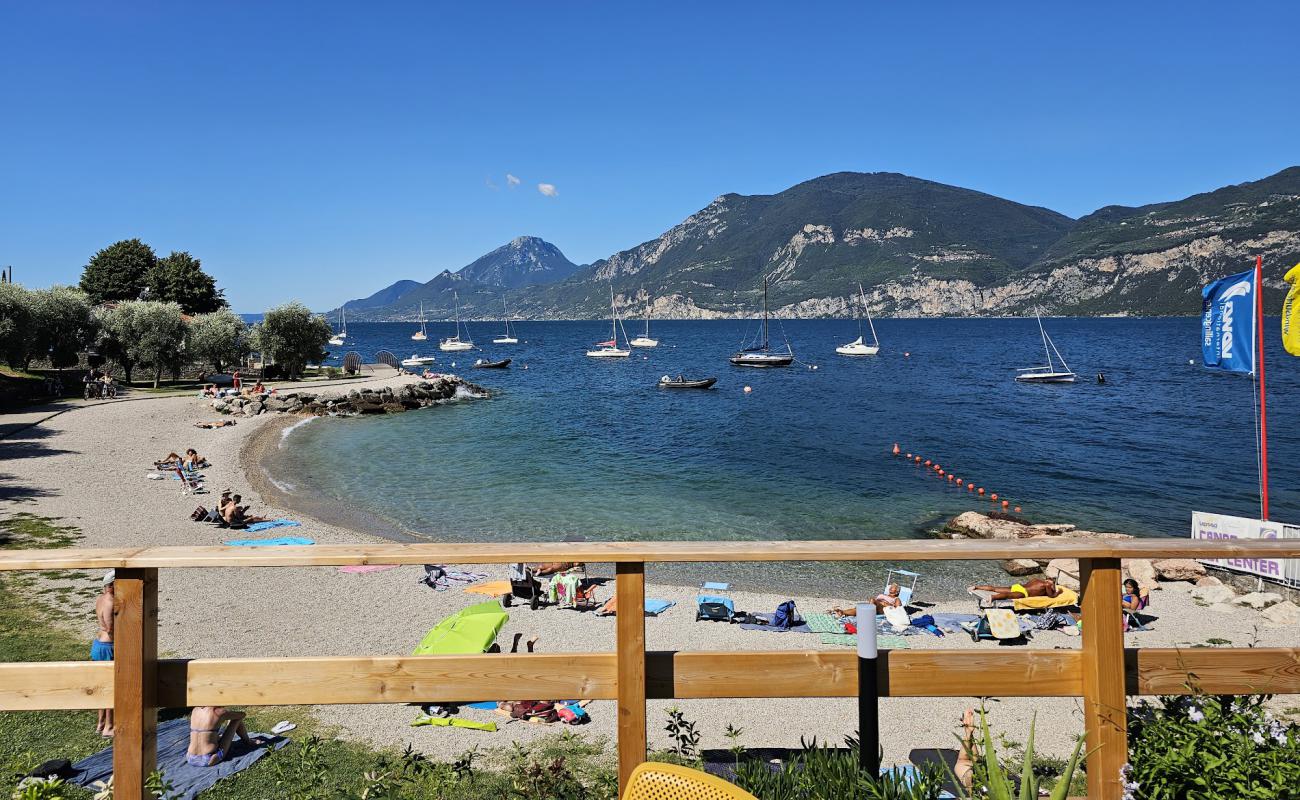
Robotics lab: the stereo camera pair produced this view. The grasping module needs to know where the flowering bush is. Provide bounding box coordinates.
[1126,694,1300,800]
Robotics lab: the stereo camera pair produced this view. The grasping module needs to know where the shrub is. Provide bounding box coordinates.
[1126,694,1300,800]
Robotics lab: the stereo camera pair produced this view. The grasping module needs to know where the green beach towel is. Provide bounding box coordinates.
[819,633,909,649]
[804,613,847,634]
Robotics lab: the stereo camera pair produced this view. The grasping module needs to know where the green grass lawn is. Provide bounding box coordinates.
[0,515,617,800]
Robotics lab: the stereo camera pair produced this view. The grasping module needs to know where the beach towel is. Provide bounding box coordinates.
[422,564,489,591]
[804,613,851,634]
[1012,586,1079,611]
[820,633,909,649]
[595,597,675,616]
[410,714,498,732]
[466,701,498,710]
[242,519,300,533]
[338,565,400,574]
[67,718,287,800]
[464,580,511,596]
[223,536,315,547]
[738,612,812,634]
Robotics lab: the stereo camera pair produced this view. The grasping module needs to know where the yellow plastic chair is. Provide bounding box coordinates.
[622,762,758,800]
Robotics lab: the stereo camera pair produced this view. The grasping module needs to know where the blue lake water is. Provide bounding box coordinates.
[268,318,1299,593]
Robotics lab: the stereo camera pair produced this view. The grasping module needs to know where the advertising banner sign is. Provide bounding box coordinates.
[1191,511,1298,586]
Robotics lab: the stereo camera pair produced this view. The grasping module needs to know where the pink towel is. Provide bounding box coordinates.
[337,565,399,574]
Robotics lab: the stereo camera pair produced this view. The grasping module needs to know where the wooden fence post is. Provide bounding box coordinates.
[616,562,647,793]
[113,568,158,800]
[1079,558,1126,800]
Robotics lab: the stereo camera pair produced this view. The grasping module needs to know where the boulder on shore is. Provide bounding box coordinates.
[1125,559,1159,591]
[1001,559,1041,577]
[1153,559,1207,582]
[1233,592,1283,610]
[1261,600,1300,626]
[1044,559,1080,591]
[1191,584,1237,605]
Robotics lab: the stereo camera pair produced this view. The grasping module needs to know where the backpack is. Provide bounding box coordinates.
[24,759,72,780]
[772,600,800,629]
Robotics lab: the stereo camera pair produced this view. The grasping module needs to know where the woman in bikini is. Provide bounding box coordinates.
[186,706,268,767]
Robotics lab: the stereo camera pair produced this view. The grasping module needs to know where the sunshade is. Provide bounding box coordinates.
[413,600,508,655]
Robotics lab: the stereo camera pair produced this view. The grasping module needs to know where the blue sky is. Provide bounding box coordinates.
[3,1,1297,312]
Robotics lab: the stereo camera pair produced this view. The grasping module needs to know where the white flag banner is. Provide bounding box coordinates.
[1191,511,1299,585]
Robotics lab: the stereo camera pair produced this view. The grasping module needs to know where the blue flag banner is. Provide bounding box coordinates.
[1201,269,1257,374]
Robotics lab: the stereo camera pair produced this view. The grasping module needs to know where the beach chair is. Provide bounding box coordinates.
[622,761,757,800]
[1124,587,1152,631]
[884,568,920,606]
[695,581,735,622]
[175,466,205,495]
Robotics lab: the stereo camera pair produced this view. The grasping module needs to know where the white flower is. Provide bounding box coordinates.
[1252,730,1267,746]
[1188,706,1205,722]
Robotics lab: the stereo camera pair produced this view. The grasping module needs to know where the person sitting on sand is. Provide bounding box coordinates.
[830,584,904,617]
[156,448,206,470]
[186,706,269,767]
[1122,578,1143,611]
[971,578,1061,602]
[222,494,270,527]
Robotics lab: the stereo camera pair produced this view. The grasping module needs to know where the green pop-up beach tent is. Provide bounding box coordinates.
[413,600,509,655]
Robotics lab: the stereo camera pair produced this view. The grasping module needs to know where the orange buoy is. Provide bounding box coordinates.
[955,478,962,485]
[914,456,921,462]
[947,475,955,482]
[977,488,985,495]
[938,469,944,476]
[1002,500,1010,509]
[892,443,900,455]
[904,352,910,357]
[967,484,975,492]
[1014,506,1022,513]
[991,493,998,501]
[924,460,931,466]
[744,386,752,393]
[906,452,912,459]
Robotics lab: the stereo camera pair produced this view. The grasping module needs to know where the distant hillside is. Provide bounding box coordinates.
[340,279,421,311]
[331,167,1300,320]
[458,236,581,289]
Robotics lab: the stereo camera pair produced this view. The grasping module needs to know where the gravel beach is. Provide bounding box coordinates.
[3,373,1296,767]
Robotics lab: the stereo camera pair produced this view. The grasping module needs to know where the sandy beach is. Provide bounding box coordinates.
[3,373,1297,767]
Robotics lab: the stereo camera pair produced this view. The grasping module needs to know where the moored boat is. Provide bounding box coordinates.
[730,275,794,368]
[658,375,717,389]
[473,358,511,369]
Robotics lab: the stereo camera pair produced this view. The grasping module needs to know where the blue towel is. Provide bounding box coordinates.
[466,701,498,710]
[242,519,301,533]
[645,599,675,616]
[68,717,288,800]
[223,536,315,547]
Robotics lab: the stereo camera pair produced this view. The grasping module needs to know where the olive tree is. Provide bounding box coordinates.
[250,302,331,380]
[96,300,187,387]
[187,308,249,373]
[31,286,94,372]
[0,282,34,369]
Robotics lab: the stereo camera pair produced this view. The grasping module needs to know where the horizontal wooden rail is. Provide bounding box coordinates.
[9,647,1300,712]
[2,538,1300,570]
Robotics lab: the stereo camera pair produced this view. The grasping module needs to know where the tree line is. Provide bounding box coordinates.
[0,240,334,387]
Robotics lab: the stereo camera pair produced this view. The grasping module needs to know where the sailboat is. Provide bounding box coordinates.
[1015,309,1076,383]
[411,302,428,341]
[586,287,631,358]
[629,300,658,348]
[835,283,880,356]
[328,307,347,346]
[493,297,518,345]
[730,276,794,367]
[439,292,475,351]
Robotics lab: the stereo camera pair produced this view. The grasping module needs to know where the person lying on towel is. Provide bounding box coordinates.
[186,706,270,767]
[156,448,207,470]
[971,578,1061,602]
[830,583,904,617]
[532,562,583,576]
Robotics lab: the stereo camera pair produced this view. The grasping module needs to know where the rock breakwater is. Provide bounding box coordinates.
[210,376,488,418]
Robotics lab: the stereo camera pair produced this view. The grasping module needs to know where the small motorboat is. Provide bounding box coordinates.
[658,375,717,389]
[401,354,437,367]
[473,358,511,369]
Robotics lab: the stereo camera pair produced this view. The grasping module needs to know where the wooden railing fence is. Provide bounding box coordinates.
[2,539,1299,800]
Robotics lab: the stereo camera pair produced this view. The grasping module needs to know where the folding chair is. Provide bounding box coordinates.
[885,568,920,606]
[1124,587,1152,631]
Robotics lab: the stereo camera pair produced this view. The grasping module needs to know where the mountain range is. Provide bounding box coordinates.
[329,166,1300,321]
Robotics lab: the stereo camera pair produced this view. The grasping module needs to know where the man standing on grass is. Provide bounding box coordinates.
[92,570,114,737]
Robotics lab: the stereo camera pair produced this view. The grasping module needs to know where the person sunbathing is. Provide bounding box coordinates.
[971,578,1061,602]
[156,449,206,470]
[533,562,583,576]
[829,584,904,617]
[186,706,269,767]
[194,420,237,429]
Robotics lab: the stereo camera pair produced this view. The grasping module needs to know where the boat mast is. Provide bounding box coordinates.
[762,275,770,350]
[1036,309,1053,371]
[860,283,878,347]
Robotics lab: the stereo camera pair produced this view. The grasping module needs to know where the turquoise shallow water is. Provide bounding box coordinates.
[267,318,1299,594]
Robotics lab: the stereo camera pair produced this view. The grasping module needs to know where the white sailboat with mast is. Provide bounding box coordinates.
[836,282,880,356]
[439,291,475,351]
[1015,309,1076,383]
[411,302,428,341]
[328,306,347,346]
[493,297,518,345]
[629,299,658,348]
[730,275,794,367]
[586,286,631,358]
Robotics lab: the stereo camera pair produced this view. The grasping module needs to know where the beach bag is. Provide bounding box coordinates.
[772,600,800,629]
[24,759,72,781]
[556,703,589,725]
[883,605,910,632]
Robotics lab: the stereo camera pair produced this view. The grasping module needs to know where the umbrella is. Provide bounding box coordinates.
[413,600,508,655]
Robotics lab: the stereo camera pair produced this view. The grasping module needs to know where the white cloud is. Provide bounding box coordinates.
[537,183,558,197]
[506,173,521,187]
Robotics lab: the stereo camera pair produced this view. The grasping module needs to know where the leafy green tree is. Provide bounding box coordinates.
[0,282,34,369]
[250,302,331,380]
[30,286,94,371]
[187,308,249,373]
[79,239,158,304]
[96,300,187,387]
[146,251,226,313]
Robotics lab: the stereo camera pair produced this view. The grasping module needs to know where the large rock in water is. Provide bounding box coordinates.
[1153,559,1206,581]
[946,512,1034,540]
